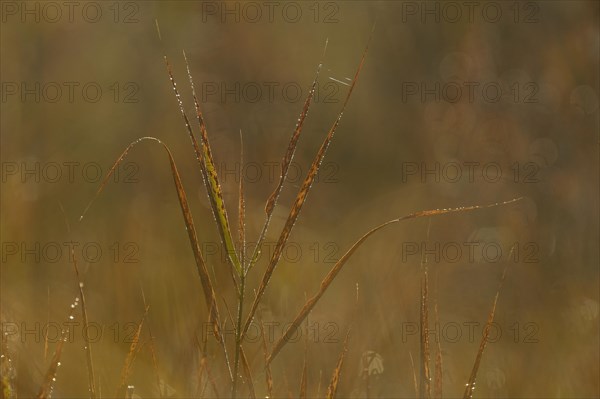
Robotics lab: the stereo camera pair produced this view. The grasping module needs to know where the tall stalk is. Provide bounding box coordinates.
[232,129,247,398]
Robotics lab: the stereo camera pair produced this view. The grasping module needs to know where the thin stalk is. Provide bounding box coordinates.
[232,129,246,398]
[241,31,373,343]
[232,277,245,398]
[419,220,432,399]
[72,253,96,399]
[245,40,328,274]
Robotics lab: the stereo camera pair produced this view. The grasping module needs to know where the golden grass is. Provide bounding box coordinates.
[4,26,526,398]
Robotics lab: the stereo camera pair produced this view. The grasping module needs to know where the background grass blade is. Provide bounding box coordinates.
[409,351,419,398]
[420,269,431,399]
[420,220,432,399]
[259,321,273,398]
[141,287,163,398]
[267,198,522,363]
[194,333,220,399]
[299,353,308,399]
[1,328,16,399]
[433,272,443,399]
[242,34,372,341]
[37,334,66,399]
[239,347,256,399]
[116,306,149,398]
[326,329,350,399]
[37,297,79,399]
[463,264,509,399]
[71,253,96,399]
[299,316,309,399]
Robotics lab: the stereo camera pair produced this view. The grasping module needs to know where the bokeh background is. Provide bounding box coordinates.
[1,1,599,397]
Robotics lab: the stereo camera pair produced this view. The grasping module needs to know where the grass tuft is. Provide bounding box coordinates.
[72,27,528,396]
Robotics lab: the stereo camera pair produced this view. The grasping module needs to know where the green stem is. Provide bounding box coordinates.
[232,273,245,398]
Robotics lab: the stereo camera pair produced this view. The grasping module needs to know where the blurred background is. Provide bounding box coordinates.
[1,1,598,397]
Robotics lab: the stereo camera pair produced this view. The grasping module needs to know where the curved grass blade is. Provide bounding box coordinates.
[266,198,522,364]
[242,31,373,342]
[182,50,242,276]
[79,137,231,379]
[326,329,350,399]
[463,263,509,399]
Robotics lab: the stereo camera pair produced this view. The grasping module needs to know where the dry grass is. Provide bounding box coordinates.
[4,27,529,399]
